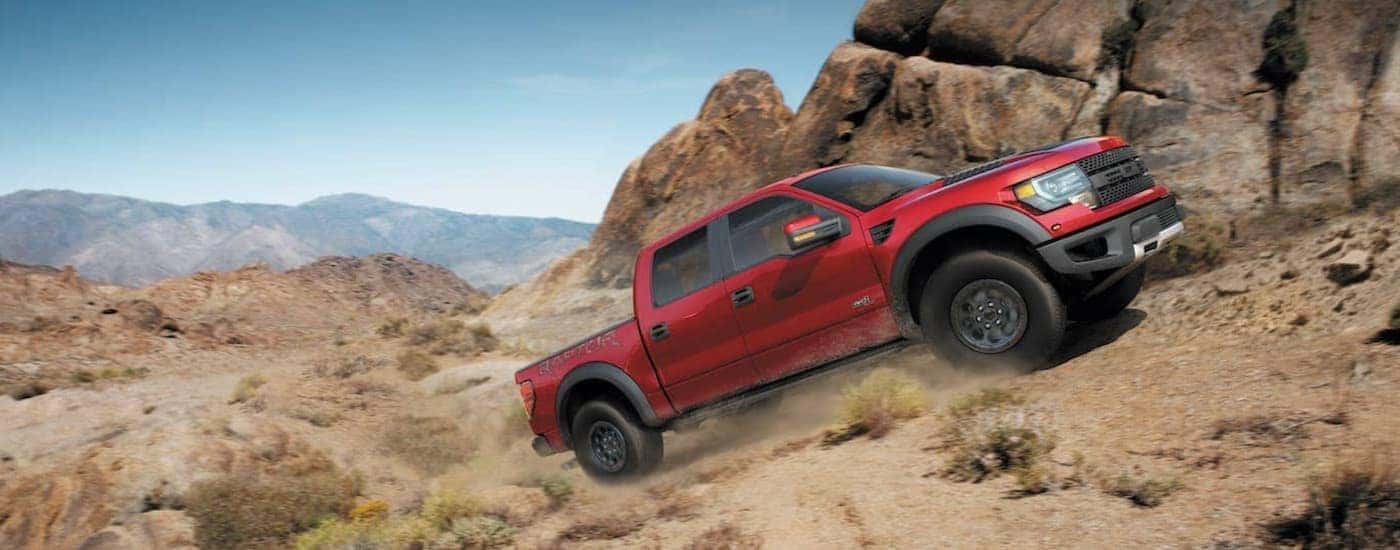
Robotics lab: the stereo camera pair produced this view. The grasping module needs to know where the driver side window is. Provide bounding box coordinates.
[726,196,838,272]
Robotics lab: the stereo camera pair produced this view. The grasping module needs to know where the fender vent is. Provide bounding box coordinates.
[870,221,895,244]
[942,159,1006,186]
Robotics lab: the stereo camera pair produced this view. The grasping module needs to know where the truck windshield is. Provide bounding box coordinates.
[793,165,941,212]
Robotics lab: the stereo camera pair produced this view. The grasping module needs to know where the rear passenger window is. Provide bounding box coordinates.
[727,196,839,271]
[651,227,714,305]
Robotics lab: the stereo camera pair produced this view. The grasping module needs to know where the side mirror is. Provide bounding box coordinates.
[784,214,842,250]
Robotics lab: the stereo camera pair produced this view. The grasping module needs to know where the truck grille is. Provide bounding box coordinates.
[1076,146,1154,208]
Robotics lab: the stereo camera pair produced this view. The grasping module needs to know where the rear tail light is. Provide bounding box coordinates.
[518,380,536,419]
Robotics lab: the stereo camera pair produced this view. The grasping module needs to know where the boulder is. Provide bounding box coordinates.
[853,0,943,55]
[1279,0,1400,204]
[778,43,901,176]
[583,69,793,286]
[1125,0,1279,107]
[1323,249,1374,285]
[1013,0,1132,81]
[925,0,1060,66]
[1106,91,1275,211]
[846,57,1092,173]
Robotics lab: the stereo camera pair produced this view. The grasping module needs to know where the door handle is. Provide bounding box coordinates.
[730,286,755,307]
[649,322,669,341]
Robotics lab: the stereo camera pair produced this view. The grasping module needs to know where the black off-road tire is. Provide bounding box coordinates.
[1069,265,1145,323]
[918,249,1066,372]
[570,399,663,482]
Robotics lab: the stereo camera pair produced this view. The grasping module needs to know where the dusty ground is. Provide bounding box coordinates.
[1,205,1396,549]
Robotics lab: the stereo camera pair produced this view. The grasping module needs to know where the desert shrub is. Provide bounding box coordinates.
[822,368,926,445]
[1266,455,1400,547]
[229,373,268,404]
[407,318,500,356]
[421,489,483,529]
[349,499,390,522]
[1094,468,1182,507]
[376,317,409,338]
[446,516,516,548]
[1147,211,1229,278]
[943,407,1058,482]
[396,350,440,381]
[387,516,437,548]
[1210,414,1309,444]
[70,369,96,383]
[557,513,646,542]
[380,416,473,475]
[5,381,48,400]
[538,476,574,509]
[291,407,341,428]
[1258,6,1308,90]
[313,355,386,379]
[686,522,763,550]
[185,470,359,548]
[939,389,1054,483]
[292,518,390,550]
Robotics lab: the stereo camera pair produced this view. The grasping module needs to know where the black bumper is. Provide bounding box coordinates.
[1037,196,1185,275]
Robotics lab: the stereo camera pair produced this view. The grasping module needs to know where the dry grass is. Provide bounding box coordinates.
[348,499,389,522]
[685,522,763,550]
[379,416,473,475]
[311,355,386,379]
[229,372,268,404]
[557,513,646,542]
[185,469,360,548]
[938,388,1056,483]
[375,317,408,338]
[406,318,500,356]
[537,476,574,510]
[445,515,516,548]
[1266,454,1400,548]
[1092,467,1182,508]
[1210,414,1311,445]
[822,368,927,445]
[395,349,439,381]
[435,375,492,395]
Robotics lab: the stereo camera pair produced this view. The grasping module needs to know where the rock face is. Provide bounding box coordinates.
[490,0,1400,347]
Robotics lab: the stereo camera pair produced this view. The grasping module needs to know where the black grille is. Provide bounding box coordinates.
[1156,204,1181,228]
[1075,146,1154,207]
[1098,173,1155,205]
[870,221,894,244]
[1075,147,1138,174]
[942,159,1005,186]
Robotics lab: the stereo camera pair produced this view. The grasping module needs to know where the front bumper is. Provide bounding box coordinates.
[1036,195,1185,275]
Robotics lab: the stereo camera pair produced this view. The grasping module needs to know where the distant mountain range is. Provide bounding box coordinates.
[0,190,594,292]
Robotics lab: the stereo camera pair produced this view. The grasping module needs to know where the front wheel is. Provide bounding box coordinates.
[918,250,1066,372]
[570,400,663,482]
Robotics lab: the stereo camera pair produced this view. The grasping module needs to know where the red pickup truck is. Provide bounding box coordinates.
[515,136,1184,480]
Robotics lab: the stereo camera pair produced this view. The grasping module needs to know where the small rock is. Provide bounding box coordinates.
[1350,360,1372,384]
[1323,250,1373,286]
[1316,239,1345,259]
[1279,268,1298,280]
[1256,250,1275,260]
[1213,281,1250,296]
[1289,313,1309,326]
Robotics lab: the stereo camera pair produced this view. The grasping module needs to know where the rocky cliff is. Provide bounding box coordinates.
[488,0,1399,348]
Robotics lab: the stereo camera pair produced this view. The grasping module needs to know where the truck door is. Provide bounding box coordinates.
[719,193,896,382]
[635,222,757,412]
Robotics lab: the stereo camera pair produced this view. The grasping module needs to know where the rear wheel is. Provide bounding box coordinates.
[570,400,663,482]
[918,250,1066,371]
[1069,265,1144,323]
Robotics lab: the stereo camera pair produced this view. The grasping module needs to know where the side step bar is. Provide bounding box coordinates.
[669,339,912,430]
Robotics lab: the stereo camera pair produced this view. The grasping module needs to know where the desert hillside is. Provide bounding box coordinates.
[3,1,1400,549]
[0,190,594,292]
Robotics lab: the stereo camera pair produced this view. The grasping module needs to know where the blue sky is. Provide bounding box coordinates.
[0,1,863,222]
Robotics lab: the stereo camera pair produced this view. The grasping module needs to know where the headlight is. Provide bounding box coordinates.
[1013,164,1098,211]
